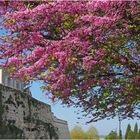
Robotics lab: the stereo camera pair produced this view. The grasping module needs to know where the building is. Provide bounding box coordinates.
[0,68,70,139]
[0,67,31,96]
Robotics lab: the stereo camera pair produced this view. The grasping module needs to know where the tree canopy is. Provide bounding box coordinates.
[86,126,99,140]
[70,125,99,140]
[0,1,140,122]
[70,125,86,139]
[105,130,118,140]
[125,124,132,139]
[134,123,138,136]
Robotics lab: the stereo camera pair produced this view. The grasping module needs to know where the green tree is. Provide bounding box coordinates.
[119,130,123,139]
[127,130,135,139]
[85,126,99,140]
[70,125,86,139]
[125,124,131,139]
[138,129,140,139]
[134,123,138,139]
[105,130,118,140]
[135,133,139,139]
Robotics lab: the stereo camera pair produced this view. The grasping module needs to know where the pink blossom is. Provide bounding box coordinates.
[55,51,67,64]
[120,57,126,63]
[26,66,35,73]
[95,30,101,36]
[57,74,66,86]
[95,36,103,41]
[8,57,21,64]
[34,58,45,69]
[0,0,139,121]
[83,56,97,71]
[99,79,109,85]
[95,49,104,56]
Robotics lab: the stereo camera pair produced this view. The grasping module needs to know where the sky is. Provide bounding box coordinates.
[30,81,140,136]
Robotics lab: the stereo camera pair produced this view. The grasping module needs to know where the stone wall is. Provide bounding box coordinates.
[0,84,69,139]
[52,113,70,139]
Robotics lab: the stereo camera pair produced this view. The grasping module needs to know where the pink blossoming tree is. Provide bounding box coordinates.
[0,0,140,122]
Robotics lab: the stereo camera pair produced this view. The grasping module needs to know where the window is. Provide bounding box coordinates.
[21,83,23,90]
[8,77,11,86]
[4,76,8,85]
[13,80,16,88]
[16,82,19,89]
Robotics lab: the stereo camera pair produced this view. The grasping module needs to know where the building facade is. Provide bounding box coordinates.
[0,68,31,95]
[0,69,24,91]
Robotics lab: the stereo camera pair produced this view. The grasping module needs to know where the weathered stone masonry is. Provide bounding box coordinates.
[0,84,70,139]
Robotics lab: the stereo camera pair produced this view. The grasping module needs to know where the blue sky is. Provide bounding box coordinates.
[31,81,140,136]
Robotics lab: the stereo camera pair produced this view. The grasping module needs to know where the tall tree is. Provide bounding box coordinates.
[0,1,140,122]
[70,125,86,139]
[138,129,140,139]
[85,126,99,140]
[134,122,138,138]
[119,130,123,139]
[135,132,140,139]
[105,130,118,140]
[127,130,135,139]
[125,124,131,139]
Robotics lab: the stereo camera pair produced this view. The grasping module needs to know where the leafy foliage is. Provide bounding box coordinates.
[125,123,140,139]
[119,129,122,139]
[0,1,140,122]
[127,130,135,139]
[125,124,131,139]
[70,125,99,140]
[70,125,86,139]
[85,126,99,140]
[105,130,118,140]
[134,123,138,138]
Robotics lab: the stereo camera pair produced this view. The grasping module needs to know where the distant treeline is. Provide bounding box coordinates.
[105,123,140,139]
[70,125,99,140]
[70,123,140,140]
